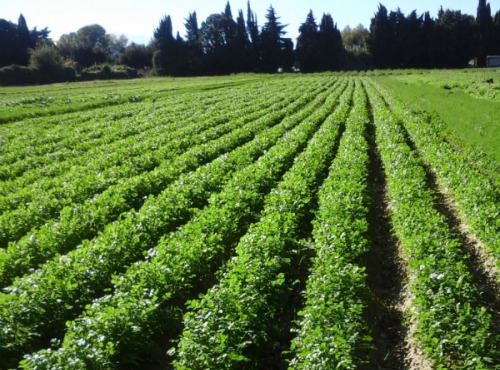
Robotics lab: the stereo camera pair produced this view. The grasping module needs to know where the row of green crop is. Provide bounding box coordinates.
[0,80,298,247]
[288,80,372,368]
[0,78,271,182]
[173,81,354,368]
[0,88,193,170]
[0,84,180,161]
[364,81,499,368]
[0,78,326,286]
[2,78,341,368]
[0,89,149,124]
[0,79,270,195]
[0,75,264,124]
[18,79,349,370]
[0,75,267,152]
[0,77,272,173]
[371,80,500,276]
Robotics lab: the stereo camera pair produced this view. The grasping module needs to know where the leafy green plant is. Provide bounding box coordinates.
[289,80,372,368]
[4,77,339,368]
[364,80,499,368]
[174,80,353,369]
[372,80,500,274]
[0,78,312,285]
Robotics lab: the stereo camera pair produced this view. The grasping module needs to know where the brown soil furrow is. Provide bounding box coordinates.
[362,82,434,369]
[364,96,407,369]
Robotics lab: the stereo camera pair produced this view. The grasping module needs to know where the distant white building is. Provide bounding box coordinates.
[487,56,500,67]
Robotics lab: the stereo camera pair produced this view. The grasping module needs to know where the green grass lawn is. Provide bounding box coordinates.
[375,75,500,168]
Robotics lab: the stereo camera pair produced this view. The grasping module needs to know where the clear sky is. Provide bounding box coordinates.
[1,0,497,45]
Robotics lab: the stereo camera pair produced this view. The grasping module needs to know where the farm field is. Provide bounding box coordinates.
[0,73,499,369]
[373,69,500,174]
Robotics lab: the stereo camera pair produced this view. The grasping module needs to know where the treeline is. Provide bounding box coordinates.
[369,1,500,68]
[141,0,500,74]
[1,0,500,85]
[0,15,50,67]
[153,3,342,75]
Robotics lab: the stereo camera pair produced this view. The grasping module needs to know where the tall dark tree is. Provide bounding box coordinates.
[154,15,181,74]
[0,20,18,67]
[435,9,476,68]
[296,10,319,72]
[236,10,249,46]
[185,12,200,46]
[318,13,343,70]
[493,10,500,55]
[368,4,393,68]
[389,9,425,68]
[17,14,32,65]
[260,6,287,72]
[0,14,50,67]
[476,0,493,66]
[421,12,436,68]
[222,2,238,72]
[387,8,406,67]
[184,12,204,74]
[246,1,260,70]
[235,10,251,71]
[222,2,237,46]
[200,13,231,73]
[246,1,259,45]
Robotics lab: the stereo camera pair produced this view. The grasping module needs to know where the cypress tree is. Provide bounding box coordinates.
[476,0,493,66]
[296,10,319,72]
[16,14,32,65]
[261,6,286,72]
[318,13,343,70]
[368,4,393,68]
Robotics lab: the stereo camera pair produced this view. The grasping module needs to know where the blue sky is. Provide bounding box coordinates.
[1,0,497,45]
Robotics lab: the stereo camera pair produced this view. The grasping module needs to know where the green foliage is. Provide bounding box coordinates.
[175,79,353,368]
[118,43,152,69]
[289,80,372,368]
[260,6,288,72]
[0,73,498,369]
[20,77,335,369]
[0,14,49,68]
[375,73,500,166]
[364,80,499,367]
[374,78,500,278]
[0,78,307,286]
[29,42,65,75]
[1,75,324,368]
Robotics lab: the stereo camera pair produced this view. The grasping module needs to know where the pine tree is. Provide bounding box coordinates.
[296,10,319,72]
[421,12,435,68]
[184,12,204,75]
[318,13,343,70]
[185,12,200,46]
[246,1,260,70]
[0,20,18,67]
[222,2,238,72]
[261,5,286,72]
[16,14,32,65]
[493,10,500,55]
[154,15,179,75]
[235,10,251,71]
[477,0,493,66]
[368,4,392,68]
